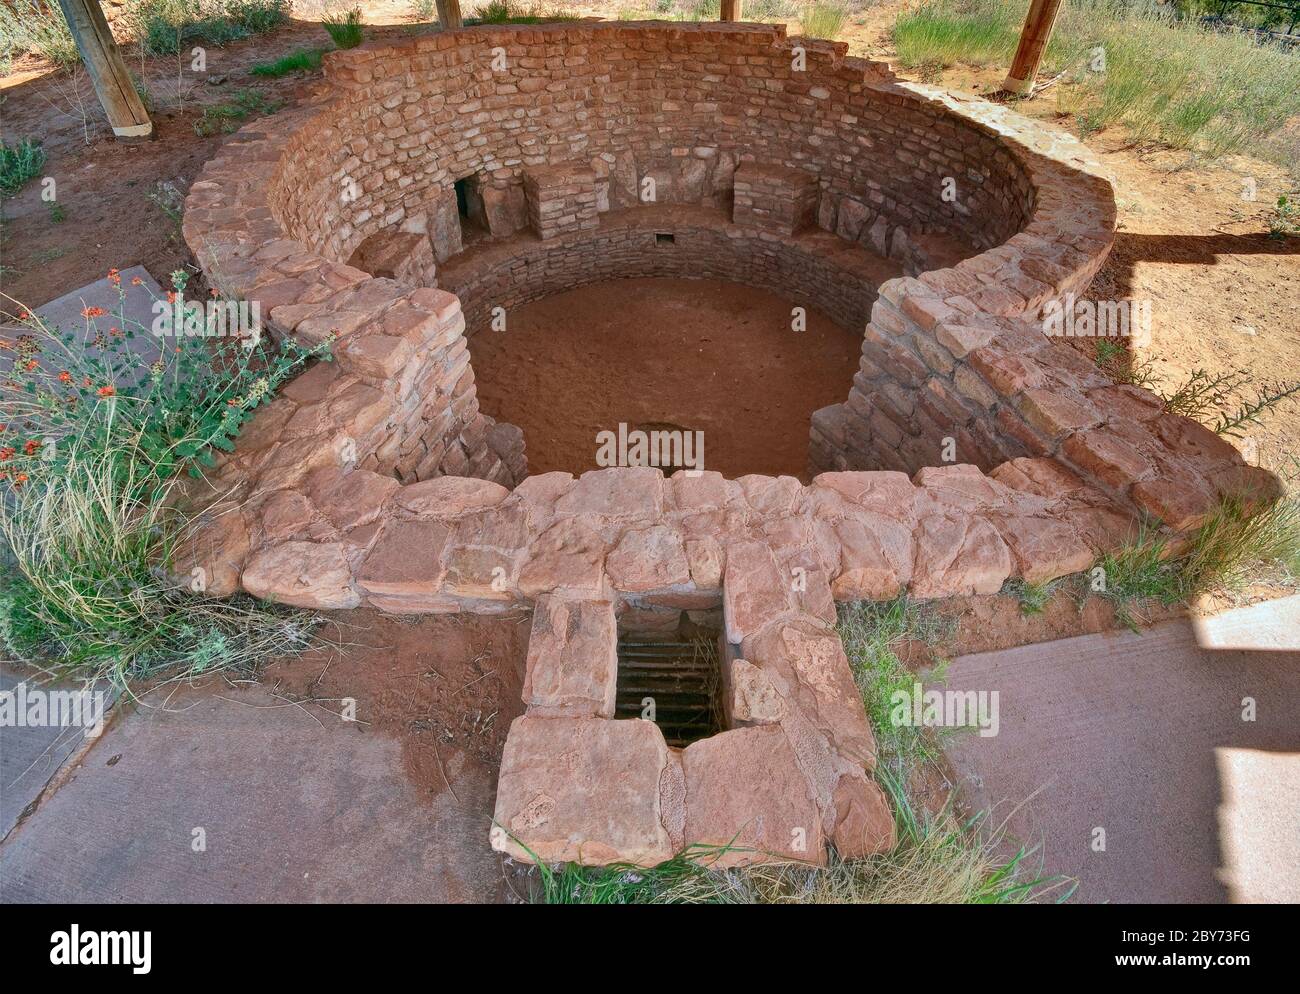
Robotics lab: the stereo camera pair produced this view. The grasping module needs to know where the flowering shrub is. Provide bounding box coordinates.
[0,270,329,686]
[1,269,331,494]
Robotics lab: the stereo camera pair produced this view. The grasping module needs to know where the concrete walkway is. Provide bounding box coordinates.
[944,595,1300,903]
[0,685,509,903]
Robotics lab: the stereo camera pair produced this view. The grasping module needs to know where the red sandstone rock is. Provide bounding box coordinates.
[993,514,1095,584]
[830,773,895,858]
[554,467,663,520]
[1018,386,1103,439]
[728,658,786,725]
[1131,477,1217,531]
[831,513,913,601]
[910,514,1012,598]
[681,725,825,867]
[741,619,877,770]
[242,541,360,609]
[721,541,792,644]
[355,520,451,606]
[174,508,251,598]
[519,518,610,599]
[491,716,676,866]
[394,477,510,518]
[523,597,618,718]
[307,467,400,533]
[1063,429,1153,490]
[605,525,691,593]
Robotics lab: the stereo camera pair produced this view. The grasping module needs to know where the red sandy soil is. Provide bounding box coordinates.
[260,608,530,796]
[468,276,861,479]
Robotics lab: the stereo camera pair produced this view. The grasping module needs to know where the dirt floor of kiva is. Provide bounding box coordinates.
[466,277,860,480]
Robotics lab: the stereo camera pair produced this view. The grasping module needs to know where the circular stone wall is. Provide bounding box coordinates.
[180,20,1278,872]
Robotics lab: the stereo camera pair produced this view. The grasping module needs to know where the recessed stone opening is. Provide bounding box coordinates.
[454,174,488,242]
[615,611,724,747]
[655,232,675,245]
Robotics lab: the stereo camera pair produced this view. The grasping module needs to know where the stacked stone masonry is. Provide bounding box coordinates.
[180,22,1278,868]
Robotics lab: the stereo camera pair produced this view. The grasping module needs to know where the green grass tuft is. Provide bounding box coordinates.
[193,88,283,136]
[0,138,45,197]
[798,0,850,40]
[321,6,364,49]
[892,0,1300,164]
[249,47,325,78]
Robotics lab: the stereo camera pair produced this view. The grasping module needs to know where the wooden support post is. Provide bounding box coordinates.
[54,0,151,138]
[720,0,742,22]
[1001,0,1063,96]
[436,0,463,30]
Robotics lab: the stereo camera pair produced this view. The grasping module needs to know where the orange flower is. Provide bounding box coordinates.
[14,473,28,486]
[209,288,219,298]
[108,268,120,283]
[17,310,29,321]
[0,447,14,461]
[131,277,143,286]
[82,306,106,319]
[58,371,71,382]
[24,360,37,371]
[24,439,40,455]
[166,291,177,304]
[97,385,116,397]
[109,326,122,337]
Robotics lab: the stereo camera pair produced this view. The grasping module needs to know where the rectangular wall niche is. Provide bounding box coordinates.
[455,174,488,236]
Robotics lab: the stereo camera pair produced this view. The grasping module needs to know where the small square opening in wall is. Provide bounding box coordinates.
[655,232,675,245]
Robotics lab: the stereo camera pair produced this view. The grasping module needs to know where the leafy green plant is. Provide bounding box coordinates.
[0,138,45,197]
[1269,194,1298,240]
[1157,367,1300,439]
[321,6,364,48]
[249,47,325,77]
[193,88,283,136]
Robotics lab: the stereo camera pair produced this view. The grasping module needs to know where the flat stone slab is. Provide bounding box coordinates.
[0,685,505,903]
[943,596,1300,903]
[1,266,164,384]
[0,666,116,841]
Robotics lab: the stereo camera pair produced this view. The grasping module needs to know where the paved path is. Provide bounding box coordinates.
[944,595,1300,903]
[0,667,116,840]
[0,686,508,903]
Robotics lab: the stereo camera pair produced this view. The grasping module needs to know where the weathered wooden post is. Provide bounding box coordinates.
[1002,0,1064,96]
[436,0,464,29]
[54,0,152,138]
[720,0,743,22]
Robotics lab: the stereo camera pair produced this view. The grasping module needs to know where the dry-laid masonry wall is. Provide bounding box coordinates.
[180,22,1278,869]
